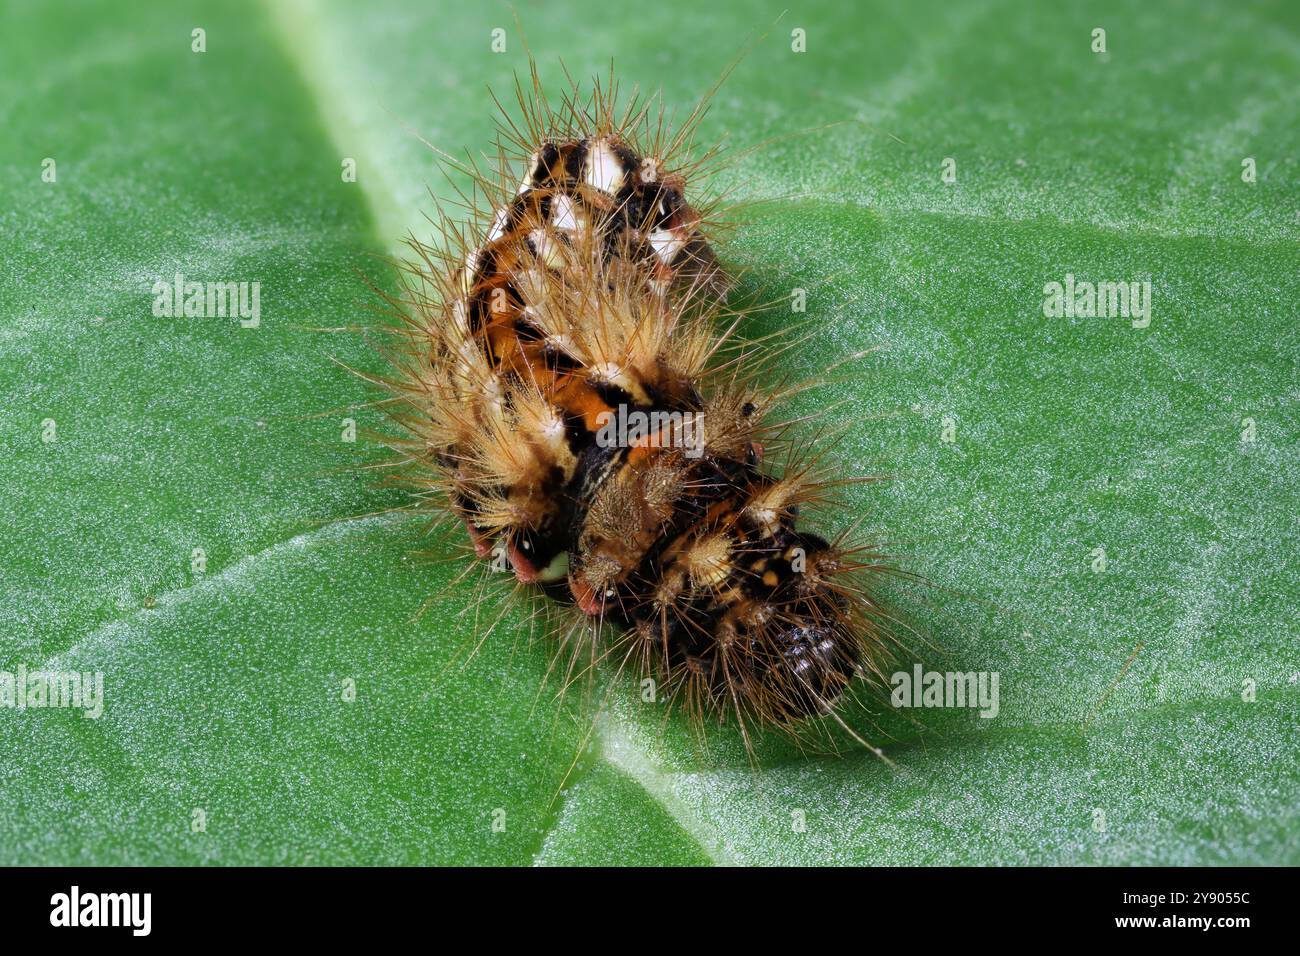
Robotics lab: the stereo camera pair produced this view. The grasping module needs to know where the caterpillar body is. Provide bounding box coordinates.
[382,75,895,742]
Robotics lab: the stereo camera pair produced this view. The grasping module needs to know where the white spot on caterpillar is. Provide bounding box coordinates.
[551,194,578,231]
[585,138,624,194]
[529,228,564,270]
[537,551,569,582]
[544,333,574,354]
[649,228,685,264]
[487,207,509,242]
[517,151,538,194]
[749,507,778,533]
[461,250,482,294]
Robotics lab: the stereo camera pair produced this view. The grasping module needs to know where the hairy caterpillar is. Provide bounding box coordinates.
[374,68,898,747]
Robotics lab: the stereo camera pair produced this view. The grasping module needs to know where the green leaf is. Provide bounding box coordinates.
[1,0,1296,865]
